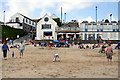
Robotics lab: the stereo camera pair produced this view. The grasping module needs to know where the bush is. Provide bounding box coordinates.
[1,25,27,40]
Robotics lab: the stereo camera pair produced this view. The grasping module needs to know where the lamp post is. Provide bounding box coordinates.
[110,14,112,22]
[64,13,66,23]
[61,7,63,25]
[95,6,97,23]
[3,11,5,25]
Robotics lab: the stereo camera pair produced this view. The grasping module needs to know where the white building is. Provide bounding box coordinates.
[6,12,120,41]
[6,13,36,32]
[0,21,4,25]
[79,22,120,40]
[36,14,58,40]
[56,21,120,41]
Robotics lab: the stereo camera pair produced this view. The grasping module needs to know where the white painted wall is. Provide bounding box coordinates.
[7,23,23,29]
[11,13,24,23]
[10,13,36,28]
[36,14,58,40]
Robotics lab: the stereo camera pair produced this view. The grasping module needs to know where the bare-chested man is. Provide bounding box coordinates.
[105,44,113,63]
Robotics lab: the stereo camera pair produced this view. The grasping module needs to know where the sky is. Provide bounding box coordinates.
[0,0,119,23]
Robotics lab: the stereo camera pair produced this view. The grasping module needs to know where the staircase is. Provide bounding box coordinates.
[14,34,32,43]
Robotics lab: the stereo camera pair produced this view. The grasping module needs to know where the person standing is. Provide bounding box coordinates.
[105,44,113,64]
[2,41,9,60]
[18,41,25,58]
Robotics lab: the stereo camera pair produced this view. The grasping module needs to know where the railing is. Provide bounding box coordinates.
[56,27,80,31]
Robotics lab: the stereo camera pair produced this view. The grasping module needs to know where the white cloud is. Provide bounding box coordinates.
[0,0,119,22]
[78,16,95,23]
[39,9,52,18]
[2,0,94,22]
[57,2,92,13]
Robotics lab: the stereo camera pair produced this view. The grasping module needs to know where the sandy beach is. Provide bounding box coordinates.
[1,44,119,78]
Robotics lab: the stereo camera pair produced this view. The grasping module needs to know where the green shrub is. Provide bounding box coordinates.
[1,25,27,40]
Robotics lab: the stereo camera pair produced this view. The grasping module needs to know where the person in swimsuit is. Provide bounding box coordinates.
[105,44,113,63]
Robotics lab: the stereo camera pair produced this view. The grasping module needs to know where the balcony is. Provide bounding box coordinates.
[56,27,80,32]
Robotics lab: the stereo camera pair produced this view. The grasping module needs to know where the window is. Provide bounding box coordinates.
[16,17,19,22]
[42,24,51,29]
[32,22,34,25]
[20,23,22,26]
[29,20,31,24]
[109,23,112,25]
[93,24,97,25]
[26,19,28,22]
[23,19,25,22]
[85,29,88,32]
[44,31,52,36]
[44,17,49,22]
[88,24,91,25]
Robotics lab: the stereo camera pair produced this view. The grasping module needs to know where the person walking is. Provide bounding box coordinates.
[18,41,25,58]
[2,41,9,60]
[105,44,113,64]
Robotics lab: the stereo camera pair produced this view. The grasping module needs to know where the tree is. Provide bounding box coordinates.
[105,19,109,23]
[53,18,62,27]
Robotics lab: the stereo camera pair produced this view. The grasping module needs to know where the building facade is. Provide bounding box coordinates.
[6,13,36,32]
[56,21,120,41]
[56,20,80,41]
[6,13,120,41]
[79,22,120,40]
[36,14,58,40]
[0,21,4,25]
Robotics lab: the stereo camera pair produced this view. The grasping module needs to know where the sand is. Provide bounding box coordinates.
[1,44,119,78]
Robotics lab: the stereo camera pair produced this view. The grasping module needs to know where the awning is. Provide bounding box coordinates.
[66,33,75,34]
[53,40,59,42]
[76,33,82,35]
[58,33,65,34]
[44,31,52,33]
[88,33,94,35]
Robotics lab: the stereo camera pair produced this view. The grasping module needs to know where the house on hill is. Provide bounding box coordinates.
[6,13,36,32]
[0,21,4,25]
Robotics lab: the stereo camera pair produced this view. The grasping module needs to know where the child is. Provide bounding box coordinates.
[53,53,60,62]
[12,51,14,58]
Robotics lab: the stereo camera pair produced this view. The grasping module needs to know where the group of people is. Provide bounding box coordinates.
[78,44,99,49]
[1,39,115,64]
[2,41,25,60]
[78,43,114,64]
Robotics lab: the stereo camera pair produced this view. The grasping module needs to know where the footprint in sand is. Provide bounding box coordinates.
[72,75,76,77]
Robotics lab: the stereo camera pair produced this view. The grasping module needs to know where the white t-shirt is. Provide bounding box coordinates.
[19,43,25,50]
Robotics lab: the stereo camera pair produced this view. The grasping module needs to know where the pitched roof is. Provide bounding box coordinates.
[51,14,58,19]
[16,13,36,22]
[0,21,4,24]
[32,18,42,22]
[62,22,79,27]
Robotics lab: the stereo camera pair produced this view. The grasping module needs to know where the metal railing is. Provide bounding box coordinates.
[56,27,80,31]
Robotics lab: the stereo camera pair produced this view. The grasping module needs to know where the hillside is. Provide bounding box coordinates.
[0,25,27,40]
